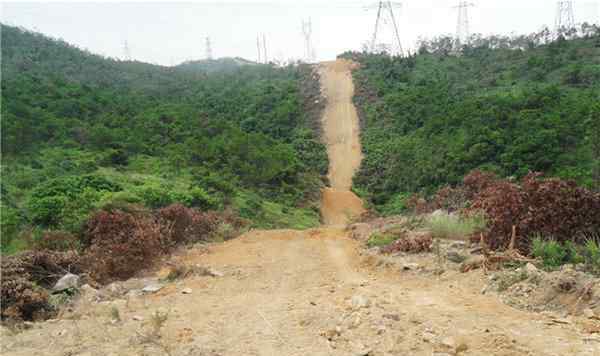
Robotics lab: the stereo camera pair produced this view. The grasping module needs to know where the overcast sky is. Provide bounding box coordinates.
[2,0,599,65]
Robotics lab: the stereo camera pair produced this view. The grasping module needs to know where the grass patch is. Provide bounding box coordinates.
[233,190,319,230]
[366,233,397,248]
[581,238,600,275]
[532,236,600,275]
[425,212,485,240]
[531,236,583,269]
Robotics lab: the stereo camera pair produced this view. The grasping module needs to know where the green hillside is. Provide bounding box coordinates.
[0,25,327,253]
[344,30,600,214]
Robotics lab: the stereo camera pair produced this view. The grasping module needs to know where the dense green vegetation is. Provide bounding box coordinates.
[344,28,600,214]
[1,25,327,253]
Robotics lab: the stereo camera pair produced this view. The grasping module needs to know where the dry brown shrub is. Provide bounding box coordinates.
[381,234,433,254]
[34,231,80,251]
[407,194,431,214]
[1,250,81,321]
[82,210,167,283]
[156,204,223,244]
[468,172,600,253]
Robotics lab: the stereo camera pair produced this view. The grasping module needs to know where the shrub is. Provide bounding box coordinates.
[28,195,69,226]
[34,230,80,251]
[135,183,174,208]
[82,209,167,283]
[1,250,81,321]
[581,238,600,275]
[171,186,218,210]
[380,192,411,215]
[531,236,583,269]
[469,172,600,252]
[156,204,220,244]
[28,174,122,228]
[382,234,433,254]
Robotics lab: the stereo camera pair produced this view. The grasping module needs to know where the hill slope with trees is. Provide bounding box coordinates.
[344,28,600,214]
[1,25,327,253]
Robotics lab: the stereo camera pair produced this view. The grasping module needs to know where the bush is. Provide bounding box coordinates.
[156,204,220,244]
[82,209,167,283]
[34,230,80,251]
[381,234,433,254]
[28,174,122,228]
[581,238,600,275]
[135,183,174,208]
[1,250,82,321]
[531,236,583,269]
[469,172,600,252]
[172,186,218,210]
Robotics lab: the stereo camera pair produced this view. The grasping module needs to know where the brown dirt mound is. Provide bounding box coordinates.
[321,188,365,226]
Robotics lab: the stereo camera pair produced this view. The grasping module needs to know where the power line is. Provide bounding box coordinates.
[367,1,404,56]
[454,1,475,47]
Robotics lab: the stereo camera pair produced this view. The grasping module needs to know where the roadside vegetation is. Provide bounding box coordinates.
[344,26,600,272]
[343,25,600,213]
[0,24,328,254]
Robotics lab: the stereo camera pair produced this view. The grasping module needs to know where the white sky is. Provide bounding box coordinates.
[2,0,599,65]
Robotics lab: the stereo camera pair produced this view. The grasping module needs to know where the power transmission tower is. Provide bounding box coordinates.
[256,34,268,64]
[257,35,262,63]
[301,18,316,63]
[367,1,403,56]
[122,40,131,61]
[454,1,475,47]
[555,1,576,33]
[205,37,213,60]
[263,34,268,63]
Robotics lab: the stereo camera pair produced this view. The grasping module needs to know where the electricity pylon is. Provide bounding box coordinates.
[256,34,268,64]
[301,18,316,63]
[454,1,475,47]
[122,40,131,61]
[367,1,403,56]
[257,35,262,63]
[555,1,576,32]
[205,37,213,60]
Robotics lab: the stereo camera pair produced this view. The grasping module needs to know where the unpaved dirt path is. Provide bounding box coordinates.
[319,59,365,226]
[2,59,597,356]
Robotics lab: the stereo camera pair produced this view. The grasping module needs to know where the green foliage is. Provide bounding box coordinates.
[348,32,600,210]
[1,25,327,251]
[581,239,600,275]
[380,192,411,215]
[27,174,121,229]
[366,233,397,248]
[531,236,584,269]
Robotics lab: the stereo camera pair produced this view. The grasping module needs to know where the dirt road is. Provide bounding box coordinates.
[2,60,597,356]
[319,59,365,226]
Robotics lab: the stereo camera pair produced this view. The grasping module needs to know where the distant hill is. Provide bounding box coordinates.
[176,57,258,73]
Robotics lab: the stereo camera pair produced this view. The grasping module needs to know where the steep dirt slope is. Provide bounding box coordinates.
[2,59,597,356]
[319,59,365,226]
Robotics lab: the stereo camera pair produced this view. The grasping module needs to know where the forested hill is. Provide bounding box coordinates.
[1,25,327,252]
[345,30,600,214]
